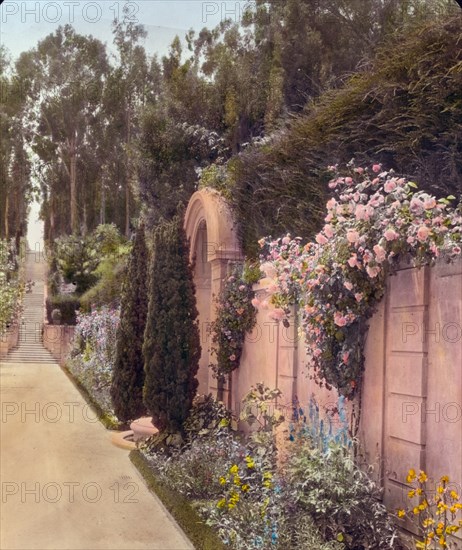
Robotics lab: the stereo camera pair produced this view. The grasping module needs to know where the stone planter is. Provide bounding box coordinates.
[130,417,158,442]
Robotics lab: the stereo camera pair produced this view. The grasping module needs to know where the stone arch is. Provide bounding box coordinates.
[184,188,242,396]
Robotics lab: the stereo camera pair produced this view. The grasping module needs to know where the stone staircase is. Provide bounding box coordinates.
[2,252,55,364]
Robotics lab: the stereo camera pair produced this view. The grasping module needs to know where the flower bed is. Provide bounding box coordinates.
[0,239,24,335]
[139,389,399,550]
[66,307,120,420]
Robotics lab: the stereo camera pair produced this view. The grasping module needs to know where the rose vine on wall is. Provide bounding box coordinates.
[254,164,461,397]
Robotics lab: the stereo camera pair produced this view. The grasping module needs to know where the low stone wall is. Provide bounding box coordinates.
[0,323,20,359]
[42,324,75,366]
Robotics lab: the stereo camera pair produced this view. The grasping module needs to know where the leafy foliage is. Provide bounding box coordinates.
[45,294,80,325]
[286,441,400,549]
[143,214,201,434]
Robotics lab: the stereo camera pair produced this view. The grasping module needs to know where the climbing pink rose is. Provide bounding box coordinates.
[372,164,381,173]
[229,354,236,362]
[345,177,353,185]
[323,224,334,238]
[354,167,364,174]
[316,233,328,245]
[355,293,363,302]
[334,312,347,327]
[384,180,396,193]
[366,265,381,278]
[347,230,360,244]
[417,225,430,242]
[423,197,436,210]
[384,228,399,241]
[348,254,359,268]
[344,281,353,291]
[373,244,386,263]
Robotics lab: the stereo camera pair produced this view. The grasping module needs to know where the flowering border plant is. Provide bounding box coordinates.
[68,307,120,413]
[397,469,462,549]
[255,164,461,396]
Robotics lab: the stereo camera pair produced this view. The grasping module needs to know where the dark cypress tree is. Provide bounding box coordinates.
[111,224,149,422]
[143,214,200,434]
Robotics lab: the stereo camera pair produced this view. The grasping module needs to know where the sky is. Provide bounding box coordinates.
[0,1,252,249]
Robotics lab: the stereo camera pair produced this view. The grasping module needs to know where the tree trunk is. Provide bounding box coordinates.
[4,194,9,240]
[70,139,78,234]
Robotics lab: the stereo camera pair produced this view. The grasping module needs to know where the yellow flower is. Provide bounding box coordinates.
[229,465,239,475]
[437,486,444,494]
[217,498,226,509]
[407,469,417,483]
[233,476,242,486]
[245,456,255,469]
[450,490,459,500]
[439,535,446,546]
[416,488,423,495]
[219,477,226,485]
[422,518,434,527]
[408,489,415,498]
[263,472,273,480]
[440,475,449,484]
[263,480,272,488]
[418,470,428,483]
[241,484,250,493]
[397,509,406,518]
[413,507,420,515]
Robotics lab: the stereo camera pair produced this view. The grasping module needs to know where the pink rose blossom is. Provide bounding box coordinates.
[416,225,430,242]
[229,354,236,361]
[384,180,397,193]
[424,197,436,210]
[344,281,353,291]
[316,233,328,245]
[239,285,246,291]
[355,293,363,302]
[373,244,386,263]
[354,167,364,174]
[282,235,291,245]
[347,230,360,244]
[366,265,381,278]
[348,254,359,268]
[345,177,353,185]
[324,224,334,238]
[372,164,381,173]
[313,348,322,358]
[334,312,347,327]
[452,246,461,255]
[384,228,399,241]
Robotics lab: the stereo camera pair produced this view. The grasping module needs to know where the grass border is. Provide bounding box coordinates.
[59,360,124,431]
[130,449,226,550]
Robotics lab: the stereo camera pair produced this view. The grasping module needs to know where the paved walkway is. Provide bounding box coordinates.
[0,253,193,550]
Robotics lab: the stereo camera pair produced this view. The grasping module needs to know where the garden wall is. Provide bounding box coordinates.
[43,324,75,366]
[0,323,20,359]
[233,260,462,530]
[184,189,461,528]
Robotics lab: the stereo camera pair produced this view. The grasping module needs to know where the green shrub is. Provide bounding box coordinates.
[286,440,400,549]
[111,225,149,422]
[46,294,80,325]
[143,214,201,435]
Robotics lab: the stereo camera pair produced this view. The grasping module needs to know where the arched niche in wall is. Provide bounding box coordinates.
[184,188,242,396]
